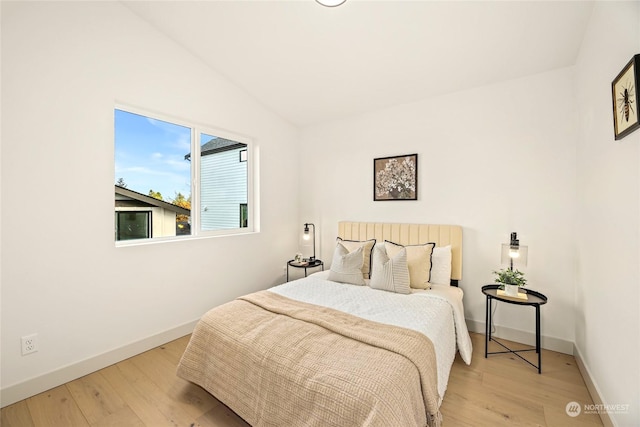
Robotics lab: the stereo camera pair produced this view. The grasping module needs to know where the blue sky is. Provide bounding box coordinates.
[115,109,192,202]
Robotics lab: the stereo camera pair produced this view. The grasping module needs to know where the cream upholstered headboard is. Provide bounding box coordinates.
[337,221,462,284]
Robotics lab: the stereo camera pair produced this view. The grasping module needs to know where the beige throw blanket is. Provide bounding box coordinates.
[177,291,442,427]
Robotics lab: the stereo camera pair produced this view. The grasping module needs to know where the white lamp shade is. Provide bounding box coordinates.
[501,243,528,268]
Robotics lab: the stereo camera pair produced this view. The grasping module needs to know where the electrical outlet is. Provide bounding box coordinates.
[21,334,38,355]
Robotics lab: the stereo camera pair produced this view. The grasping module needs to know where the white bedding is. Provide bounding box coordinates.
[269,271,473,403]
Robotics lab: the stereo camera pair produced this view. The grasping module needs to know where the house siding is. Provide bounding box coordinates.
[200,147,247,230]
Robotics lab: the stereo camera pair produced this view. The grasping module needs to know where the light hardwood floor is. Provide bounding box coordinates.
[1,332,602,427]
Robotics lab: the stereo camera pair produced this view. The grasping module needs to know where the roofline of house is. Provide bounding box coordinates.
[184,142,246,161]
[115,185,191,216]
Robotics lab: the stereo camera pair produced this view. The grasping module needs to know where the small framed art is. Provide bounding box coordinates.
[373,153,418,201]
[612,54,640,140]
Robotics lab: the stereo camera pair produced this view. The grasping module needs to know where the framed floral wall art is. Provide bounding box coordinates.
[612,54,640,140]
[373,154,418,201]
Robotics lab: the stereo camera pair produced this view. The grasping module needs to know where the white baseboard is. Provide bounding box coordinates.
[0,319,198,408]
[573,344,615,427]
[465,319,574,355]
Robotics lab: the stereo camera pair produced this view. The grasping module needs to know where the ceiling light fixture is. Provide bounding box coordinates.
[316,0,347,7]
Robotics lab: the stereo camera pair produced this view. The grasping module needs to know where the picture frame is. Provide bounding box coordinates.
[612,54,640,140]
[373,154,418,201]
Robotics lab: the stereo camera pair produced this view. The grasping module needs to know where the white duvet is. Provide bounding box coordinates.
[269,271,473,403]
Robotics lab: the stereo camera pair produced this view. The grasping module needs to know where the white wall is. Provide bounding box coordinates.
[574,2,640,425]
[299,67,578,350]
[1,1,299,405]
[2,1,638,421]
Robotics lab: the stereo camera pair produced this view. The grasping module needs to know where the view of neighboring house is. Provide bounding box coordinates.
[186,137,248,231]
[114,185,191,240]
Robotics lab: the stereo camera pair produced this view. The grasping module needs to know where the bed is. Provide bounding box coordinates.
[177,222,472,427]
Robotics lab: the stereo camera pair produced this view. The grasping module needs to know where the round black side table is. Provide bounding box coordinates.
[482,284,548,373]
[286,259,324,281]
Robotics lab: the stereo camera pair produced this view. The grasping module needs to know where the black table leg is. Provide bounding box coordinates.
[536,305,541,374]
[485,296,490,358]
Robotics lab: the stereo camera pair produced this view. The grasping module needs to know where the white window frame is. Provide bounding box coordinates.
[115,105,256,247]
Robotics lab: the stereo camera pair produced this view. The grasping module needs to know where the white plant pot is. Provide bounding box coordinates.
[504,284,519,297]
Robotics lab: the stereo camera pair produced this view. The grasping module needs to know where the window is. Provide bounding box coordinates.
[116,211,151,241]
[197,133,248,232]
[114,107,253,244]
[240,203,248,228]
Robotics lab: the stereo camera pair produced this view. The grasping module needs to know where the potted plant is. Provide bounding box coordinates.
[493,268,527,297]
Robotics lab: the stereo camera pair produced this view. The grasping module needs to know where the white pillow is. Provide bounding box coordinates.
[336,237,376,278]
[328,243,366,285]
[429,245,452,286]
[370,245,411,294]
[384,241,435,289]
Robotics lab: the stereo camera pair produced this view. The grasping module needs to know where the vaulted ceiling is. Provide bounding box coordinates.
[122,1,594,127]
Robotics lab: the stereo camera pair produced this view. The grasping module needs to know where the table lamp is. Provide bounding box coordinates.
[501,232,528,270]
[303,223,316,262]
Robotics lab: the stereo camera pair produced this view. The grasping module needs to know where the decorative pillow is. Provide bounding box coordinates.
[384,241,435,289]
[430,245,452,286]
[336,237,376,278]
[328,243,366,285]
[370,245,411,294]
